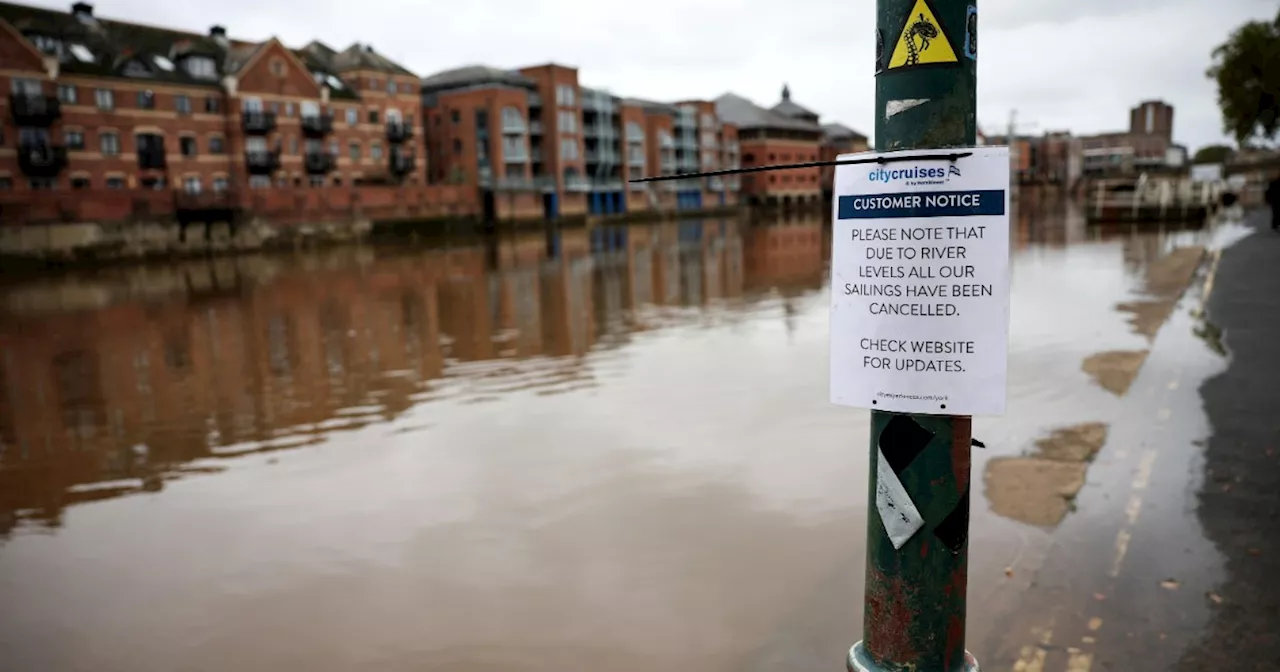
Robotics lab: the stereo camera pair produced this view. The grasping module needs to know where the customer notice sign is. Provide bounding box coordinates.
[829,147,1011,416]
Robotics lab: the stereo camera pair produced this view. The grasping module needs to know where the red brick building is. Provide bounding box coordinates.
[819,122,868,200]
[0,1,430,226]
[715,86,824,207]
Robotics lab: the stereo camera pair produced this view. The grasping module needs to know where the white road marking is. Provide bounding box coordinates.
[1132,449,1157,490]
[1109,529,1132,578]
[1125,493,1144,525]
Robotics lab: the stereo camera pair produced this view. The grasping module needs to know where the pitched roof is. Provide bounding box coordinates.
[420,65,536,93]
[822,122,867,142]
[714,92,821,133]
[770,84,820,121]
[0,1,240,89]
[327,42,415,77]
[620,97,677,114]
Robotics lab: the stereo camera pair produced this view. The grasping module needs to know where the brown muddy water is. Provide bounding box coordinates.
[0,204,1230,671]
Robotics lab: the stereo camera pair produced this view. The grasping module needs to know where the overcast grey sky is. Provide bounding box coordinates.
[30,0,1277,150]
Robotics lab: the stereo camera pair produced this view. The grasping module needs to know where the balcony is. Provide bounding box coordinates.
[137,148,167,170]
[390,147,415,176]
[17,143,68,177]
[301,114,334,137]
[242,111,277,135]
[564,176,591,192]
[503,149,529,162]
[304,151,336,175]
[708,177,725,191]
[590,178,623,191]
[386,120,414,144]
[529,120,544,135]
[501,118,527,134]
[496,176,534,190]
[245,150,281,174]
[528,91,542,108]
[10,94,61,126]
[533,175,556,191]
[531,147,542,162]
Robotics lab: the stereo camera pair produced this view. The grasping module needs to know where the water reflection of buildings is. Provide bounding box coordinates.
[0,217,826,535]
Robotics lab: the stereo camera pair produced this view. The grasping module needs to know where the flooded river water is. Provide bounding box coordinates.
[0,200,1223,671]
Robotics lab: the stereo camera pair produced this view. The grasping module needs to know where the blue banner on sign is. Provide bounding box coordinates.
[838,190,1006,219]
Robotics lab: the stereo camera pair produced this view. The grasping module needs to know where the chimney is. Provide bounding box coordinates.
[209,25,228,47]
[71,2,93,18]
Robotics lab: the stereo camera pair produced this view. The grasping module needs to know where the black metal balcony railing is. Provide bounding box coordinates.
[17,143,68,177]
[242,111,277,135]
[10,94,61,126]
[304,151,336,175]
[301,114,334,137]
[390,148,415,176]
[385,120,414,144]
[245,150,281,174]
[137,148,167,170]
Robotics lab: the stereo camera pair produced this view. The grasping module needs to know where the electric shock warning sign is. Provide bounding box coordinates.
[828,147,1011,416]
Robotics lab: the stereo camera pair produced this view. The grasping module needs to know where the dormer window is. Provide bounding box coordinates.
[182,56,217,80]
[122,60,153,78]
[27,34,63,58]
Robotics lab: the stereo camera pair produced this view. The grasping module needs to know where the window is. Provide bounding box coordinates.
[557,110,577,133]
[285,102,294,117]
[57,84,77,104]
[183,56,217,80]
[213,177,229,192]
[268,102,279,114]
[205,96,221,113]
[69,44,93,63]
[555,84,575,106]
[301,101,320,118]
[367,109,380,124]
[180,136,197,157]
[18,127,48,146]
[137,90,155,109]
[453,139,462,156]
[29,178,55,190]
[175,94,191,115]
[349,142,360,161]
[29,34,62,56]
[71,176,90,189]
[346,108,358,125]
[371,143,383,160]
[310,175,325,187]
[450,109,460,124]
[105,176,126,189]
[100,132,120,155]
[95,88,114,110]
[209,136,225,154]
[249,175,271,189]
[65,129,85,150]
[328,139,339,155]
[289,136,298,155]
[183,176,201,193]
[502,135,525,158]
[269,58,285,77]
[386,80,396,95]
[368,77,379,90]
[559,138,578,160]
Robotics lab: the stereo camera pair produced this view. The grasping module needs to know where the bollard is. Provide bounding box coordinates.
[848,0,979,670]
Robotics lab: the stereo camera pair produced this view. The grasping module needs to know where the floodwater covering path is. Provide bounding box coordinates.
[0,204,1248,671]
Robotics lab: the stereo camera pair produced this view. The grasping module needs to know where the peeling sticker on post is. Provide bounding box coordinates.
[875,29,885,73]
[887,0,960,71]
[876,447,925,549]
[964,6,977,61]
[886,98,930,120]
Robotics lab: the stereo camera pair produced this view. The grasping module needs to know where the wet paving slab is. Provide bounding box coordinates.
[0,206,1249,671]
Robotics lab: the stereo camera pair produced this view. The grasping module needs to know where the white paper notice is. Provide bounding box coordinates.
[829,147,1011,416]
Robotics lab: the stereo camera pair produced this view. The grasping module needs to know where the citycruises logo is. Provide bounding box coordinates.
[868,164,962,186]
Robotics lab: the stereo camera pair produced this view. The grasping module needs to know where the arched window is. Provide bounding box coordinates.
[501,106,525,132]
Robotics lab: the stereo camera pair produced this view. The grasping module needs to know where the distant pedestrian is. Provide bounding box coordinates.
[1267,172,1280,231]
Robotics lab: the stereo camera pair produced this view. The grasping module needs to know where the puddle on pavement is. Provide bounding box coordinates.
[0,205,1230,671]
[984,422,1109,528]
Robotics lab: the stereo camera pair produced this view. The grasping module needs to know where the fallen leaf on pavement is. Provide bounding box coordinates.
[1161,579,1181,590]
[1005,567,1014,577]
[1208,592,1224,604]
[1093,593,1107,601]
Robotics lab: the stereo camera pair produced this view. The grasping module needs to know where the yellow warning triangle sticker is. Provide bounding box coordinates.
[887,0,958,70]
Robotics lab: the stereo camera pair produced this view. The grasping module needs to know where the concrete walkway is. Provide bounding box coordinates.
[1179,209,1280,670]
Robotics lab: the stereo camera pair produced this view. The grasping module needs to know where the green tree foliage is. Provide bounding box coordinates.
[1192,144,1234,164]
[1208,10,1280,145]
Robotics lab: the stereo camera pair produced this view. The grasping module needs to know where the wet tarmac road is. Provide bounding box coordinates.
[0,205,1252,671]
